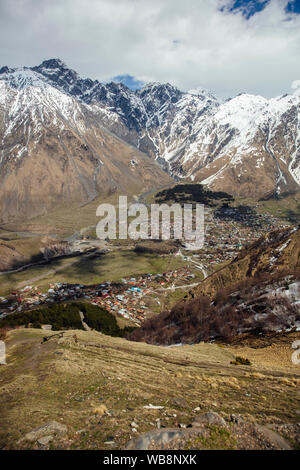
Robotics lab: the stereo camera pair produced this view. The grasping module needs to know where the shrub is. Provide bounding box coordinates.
[230,356,252,366]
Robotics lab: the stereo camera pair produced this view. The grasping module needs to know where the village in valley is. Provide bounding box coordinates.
[0,268,197,325]
[0,201,291,327]
[200,205,290,264]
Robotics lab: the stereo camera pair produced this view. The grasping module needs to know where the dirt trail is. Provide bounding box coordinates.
[158,249,208,291]
[158,281,201,291]
[79,311,91,331]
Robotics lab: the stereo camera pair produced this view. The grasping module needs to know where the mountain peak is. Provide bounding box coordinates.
[31,59,81,95]
[0,66,12,75]
[139,81,179,93]
[187,86,221,102]
[37,58,67,70]
[138,82,183,103]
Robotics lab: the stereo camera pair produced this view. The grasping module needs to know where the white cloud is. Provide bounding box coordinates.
[292,79,300,95]
[0,0,299,98]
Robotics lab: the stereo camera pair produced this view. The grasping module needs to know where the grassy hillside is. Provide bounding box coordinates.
[0,328,299,450]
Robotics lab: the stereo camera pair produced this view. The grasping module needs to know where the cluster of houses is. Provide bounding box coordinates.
[0,268,197,324]
[198,208,291,265]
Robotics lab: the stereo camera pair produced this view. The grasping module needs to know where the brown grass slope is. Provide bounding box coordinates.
[0,328,299,450]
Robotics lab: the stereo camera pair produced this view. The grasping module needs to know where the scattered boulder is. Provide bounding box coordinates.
[37,435,53,447]
[126,429,184,450]
[23,421,67,442]
[192,412,227,428]
[255,425,292,450]
[125,414,297,450]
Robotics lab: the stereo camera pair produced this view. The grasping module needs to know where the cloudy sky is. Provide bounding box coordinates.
[0,0,299,97]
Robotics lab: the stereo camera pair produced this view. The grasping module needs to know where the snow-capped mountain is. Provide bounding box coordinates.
[0,58,300,222]
[0,63,171,223]
[32,59,300,197]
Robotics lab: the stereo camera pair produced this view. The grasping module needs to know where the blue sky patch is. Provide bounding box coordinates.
[112,74,144,90]
[220,0,270,20]
[285,1,300,14]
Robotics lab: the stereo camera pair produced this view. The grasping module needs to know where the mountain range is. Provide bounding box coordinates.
[0,58,299,222]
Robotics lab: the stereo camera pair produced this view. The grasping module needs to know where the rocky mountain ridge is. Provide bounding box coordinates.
[0,59,299,223]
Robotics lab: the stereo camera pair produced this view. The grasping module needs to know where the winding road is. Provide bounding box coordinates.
[157,250,208,292]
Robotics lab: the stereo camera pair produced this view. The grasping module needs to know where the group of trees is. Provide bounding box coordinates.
[0,302,136,337]
[0,303,84,330]
[79,303,135,337]
[155,184,233,207]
